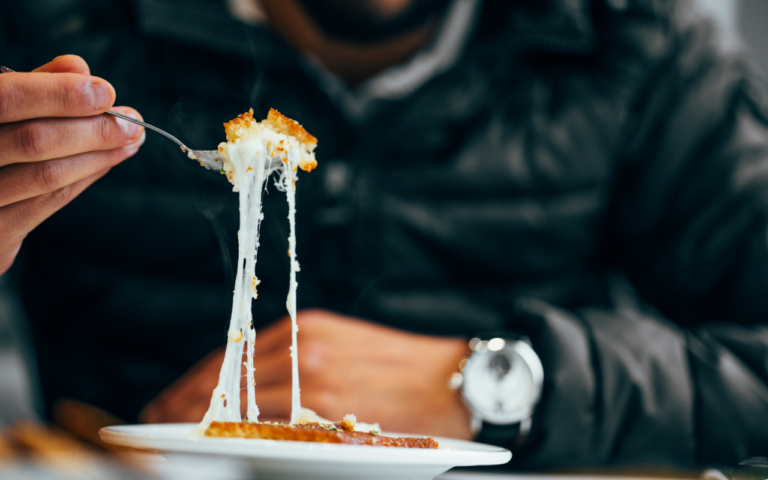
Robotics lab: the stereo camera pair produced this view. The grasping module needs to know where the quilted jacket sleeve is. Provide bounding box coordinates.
[493,300,768,468]
[484,2,768,469]
[608,2,768,466]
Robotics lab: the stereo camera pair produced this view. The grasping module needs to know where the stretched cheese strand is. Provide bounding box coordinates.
[191,135,270,436]
[283,148,302,424]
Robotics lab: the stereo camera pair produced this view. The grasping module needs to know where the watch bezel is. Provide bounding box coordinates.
[460,339,544,426]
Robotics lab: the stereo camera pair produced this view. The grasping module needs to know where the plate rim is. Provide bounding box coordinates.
[99,423,512,467]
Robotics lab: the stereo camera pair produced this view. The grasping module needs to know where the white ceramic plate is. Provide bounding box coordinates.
[100,424,511,480]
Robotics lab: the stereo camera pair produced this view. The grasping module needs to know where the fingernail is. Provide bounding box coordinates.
[116,113,143,139]
[89,82,112,110]
[126,131,146,153]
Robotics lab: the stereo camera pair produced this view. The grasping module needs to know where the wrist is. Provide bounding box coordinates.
[449,334,543,443]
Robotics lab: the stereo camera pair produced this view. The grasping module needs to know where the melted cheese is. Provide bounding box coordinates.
[191,109,316,436]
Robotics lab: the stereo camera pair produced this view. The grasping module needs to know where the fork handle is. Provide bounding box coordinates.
[105,110,189,152]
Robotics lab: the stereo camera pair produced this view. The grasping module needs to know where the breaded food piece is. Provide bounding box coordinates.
[339,414,356,432]
[205,421,439,449]
[262,109,318,149]
[222,108,317,172]
[223,110,258,142]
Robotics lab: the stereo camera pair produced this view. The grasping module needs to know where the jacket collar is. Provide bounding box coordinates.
[133,0,597,61]
[479,0,596,54]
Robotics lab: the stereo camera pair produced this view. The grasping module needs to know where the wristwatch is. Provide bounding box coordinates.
[450,335,544,438]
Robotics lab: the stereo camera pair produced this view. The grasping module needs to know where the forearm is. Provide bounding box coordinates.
[499,298,768,468]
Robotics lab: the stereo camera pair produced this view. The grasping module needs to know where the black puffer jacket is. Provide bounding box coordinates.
[4,0,768,468]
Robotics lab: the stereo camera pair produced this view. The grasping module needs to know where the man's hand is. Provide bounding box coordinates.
[141,309,473,439]
[0,55,145,275]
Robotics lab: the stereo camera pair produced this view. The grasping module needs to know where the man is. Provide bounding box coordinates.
[1,0,767,468]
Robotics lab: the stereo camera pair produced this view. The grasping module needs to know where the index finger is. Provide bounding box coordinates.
[33,55,91,75]
[0,71,116,124]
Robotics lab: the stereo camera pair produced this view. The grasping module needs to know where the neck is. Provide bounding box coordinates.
[259,0,439,85]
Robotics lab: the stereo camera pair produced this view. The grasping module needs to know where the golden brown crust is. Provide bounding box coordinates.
[339,418,355,432]
[264,108,318,147]
[298,157,318,173]
[223,109,257,142]
[205,421,438,449]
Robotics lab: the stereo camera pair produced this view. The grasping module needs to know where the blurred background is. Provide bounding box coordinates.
[2,1,768,478]
[740,0,768,74]
[1,0,768,432]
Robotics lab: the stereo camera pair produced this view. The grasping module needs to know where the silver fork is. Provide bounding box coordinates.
[1,66,281,172]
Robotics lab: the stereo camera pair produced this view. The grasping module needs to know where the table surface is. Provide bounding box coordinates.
[0,451,708,480]
[438,474,700,480]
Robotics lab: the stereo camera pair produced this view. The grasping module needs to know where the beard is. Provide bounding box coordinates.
[293,0,452,44]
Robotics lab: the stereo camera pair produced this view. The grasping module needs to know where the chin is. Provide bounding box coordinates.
[294,0,451,44]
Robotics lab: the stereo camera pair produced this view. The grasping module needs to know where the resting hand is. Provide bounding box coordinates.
[0,55,145,275]
[141,309,472,439]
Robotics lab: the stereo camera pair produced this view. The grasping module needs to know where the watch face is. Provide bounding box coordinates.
[462,341,541,425]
